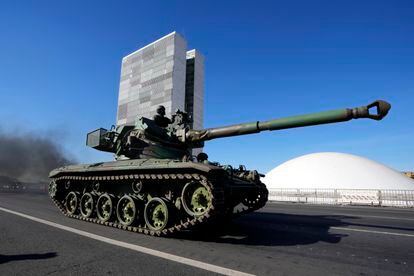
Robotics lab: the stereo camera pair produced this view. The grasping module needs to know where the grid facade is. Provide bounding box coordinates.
[117,32,187,125]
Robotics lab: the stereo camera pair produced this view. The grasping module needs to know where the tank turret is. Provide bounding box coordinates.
[86,100,390,160]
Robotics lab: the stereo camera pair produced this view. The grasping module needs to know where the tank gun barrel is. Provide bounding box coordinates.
[186,100,391,143]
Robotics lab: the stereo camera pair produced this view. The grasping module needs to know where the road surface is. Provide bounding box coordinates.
[0,192,413,275]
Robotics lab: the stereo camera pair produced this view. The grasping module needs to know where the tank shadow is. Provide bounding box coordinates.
[0,252,57,264]
[173,212,354,246]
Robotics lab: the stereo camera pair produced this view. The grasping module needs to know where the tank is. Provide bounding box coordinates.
[49,100,391,236]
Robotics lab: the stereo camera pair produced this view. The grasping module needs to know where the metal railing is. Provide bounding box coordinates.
[268,188,414,208]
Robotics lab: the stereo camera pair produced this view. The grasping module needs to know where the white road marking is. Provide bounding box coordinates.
[0,207,254,276]
[331,226,414,237]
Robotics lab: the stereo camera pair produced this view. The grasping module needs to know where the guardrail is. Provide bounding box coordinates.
[268,188,414,208]
[0,182,48,194]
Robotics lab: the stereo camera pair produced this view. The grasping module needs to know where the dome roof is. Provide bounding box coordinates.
[263,152,414,190]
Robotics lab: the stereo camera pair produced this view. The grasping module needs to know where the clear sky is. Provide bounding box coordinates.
[0,0,413,173]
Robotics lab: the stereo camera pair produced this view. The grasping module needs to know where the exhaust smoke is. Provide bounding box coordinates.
[0,128,74,183]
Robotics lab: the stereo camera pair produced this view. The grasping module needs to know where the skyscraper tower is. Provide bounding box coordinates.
[116,32,204,133]
[185,49,204,130]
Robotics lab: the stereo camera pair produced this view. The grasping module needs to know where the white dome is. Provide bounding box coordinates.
[263,152,414,190]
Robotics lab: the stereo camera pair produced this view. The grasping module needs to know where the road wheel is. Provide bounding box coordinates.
[65,191,79,215]
[144,197,169,231]
[80,192,95,218]
[96,193,114,222]
[116,195,137,226]
[181,181,212,217]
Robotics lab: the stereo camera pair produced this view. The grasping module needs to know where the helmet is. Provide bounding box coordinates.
[156,105,166,116]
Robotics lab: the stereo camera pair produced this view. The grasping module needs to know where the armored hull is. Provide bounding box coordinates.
[49,159,268,236]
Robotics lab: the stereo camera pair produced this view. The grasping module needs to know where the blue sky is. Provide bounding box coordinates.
[0,1,413,173]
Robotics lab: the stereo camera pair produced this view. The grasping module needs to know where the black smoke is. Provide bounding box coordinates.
[0,128,74,182]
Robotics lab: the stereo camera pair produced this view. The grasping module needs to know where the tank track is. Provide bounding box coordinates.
[49,172,266,237]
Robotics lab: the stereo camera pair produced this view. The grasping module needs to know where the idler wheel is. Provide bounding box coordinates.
[48,181,57,198]
[65,191,79,215]
[116,195,137,226]
[181,181,212,217]
[96,193,114,222]
[80,192,95,218]
[144,198,169,231]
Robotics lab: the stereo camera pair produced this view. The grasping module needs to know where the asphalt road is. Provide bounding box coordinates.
[0,192,413,275]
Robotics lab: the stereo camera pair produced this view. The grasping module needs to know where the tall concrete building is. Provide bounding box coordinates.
[185,49,204,130]
[116,32,204,131]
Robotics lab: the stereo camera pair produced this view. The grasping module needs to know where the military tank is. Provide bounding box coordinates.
[49,100,390,236]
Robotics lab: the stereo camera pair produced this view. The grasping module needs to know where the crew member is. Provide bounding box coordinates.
[153,105,171,128]
[197,152,209,163]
